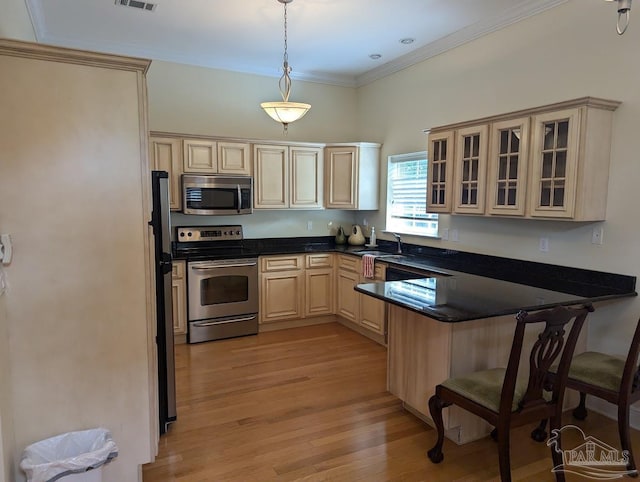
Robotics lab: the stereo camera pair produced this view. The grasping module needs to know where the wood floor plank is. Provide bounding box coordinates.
[143,322,639,481]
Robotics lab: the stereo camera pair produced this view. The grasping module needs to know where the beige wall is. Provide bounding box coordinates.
[0,291,15,482]
[0,47,153,481]
[356,0,640,358]
[147,61,359,143]
[147,61,363,238]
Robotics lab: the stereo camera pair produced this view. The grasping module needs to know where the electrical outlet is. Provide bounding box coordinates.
[539,237,549,252]
[441,228,449,240]
[307,221,312,231]
[451,229,459,242]
[591,227,604,245]
[362,218,368,227]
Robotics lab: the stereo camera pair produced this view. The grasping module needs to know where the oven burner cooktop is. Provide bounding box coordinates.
[174,225,254,259]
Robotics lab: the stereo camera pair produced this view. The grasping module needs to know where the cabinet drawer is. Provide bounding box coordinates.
[172,260,185,280]
[260,255,303,272]
[338,254,360,272]
[306,253,333,269]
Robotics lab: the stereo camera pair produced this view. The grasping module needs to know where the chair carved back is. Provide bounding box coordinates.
[499,304,593,416]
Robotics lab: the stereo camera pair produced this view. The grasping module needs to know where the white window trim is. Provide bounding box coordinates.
[385,151,440,239]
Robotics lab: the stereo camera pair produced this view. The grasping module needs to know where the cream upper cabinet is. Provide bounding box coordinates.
[324,143,380,210]
[527,102,618,221]
[290,146,323,209]
[453,125,488,215]
[218,141,252,175]
[253,143,323,209]
[426,131,455,213]
[253,144,289,208]
[183,139,217,173]
[149,136,183,211]
[487,117,530,216]
[428,97,620,220]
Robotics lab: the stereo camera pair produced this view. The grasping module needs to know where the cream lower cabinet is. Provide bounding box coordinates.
[305,254,334,317]
[359,263,386,335]
[259,255,304,323]
[253,144,323,209]
[336,254,385,336]
[336,255,360,323]
[149,136,183,211]
[171,260,187,337]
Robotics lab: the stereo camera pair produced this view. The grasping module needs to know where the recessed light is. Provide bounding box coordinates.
[369,54,382,60]
[400,38,415,44]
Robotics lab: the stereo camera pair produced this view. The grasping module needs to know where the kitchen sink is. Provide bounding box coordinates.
[354,250,392,256]
[378,254,410,261]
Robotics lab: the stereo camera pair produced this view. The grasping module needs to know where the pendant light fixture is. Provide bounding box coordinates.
[260,0,310,133]
[606,0,632,35]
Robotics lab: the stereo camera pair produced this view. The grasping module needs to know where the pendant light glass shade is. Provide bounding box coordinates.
[261,0,310,133]
[260,101,311,124]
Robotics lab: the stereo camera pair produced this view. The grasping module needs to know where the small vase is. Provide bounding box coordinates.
[335,226,346,245]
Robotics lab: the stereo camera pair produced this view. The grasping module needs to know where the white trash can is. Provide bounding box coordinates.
[20,428,118,482]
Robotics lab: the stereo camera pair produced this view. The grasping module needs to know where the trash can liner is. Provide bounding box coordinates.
[20,428,118,482]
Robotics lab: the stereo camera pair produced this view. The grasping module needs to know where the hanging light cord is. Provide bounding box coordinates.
[279,1,293,102]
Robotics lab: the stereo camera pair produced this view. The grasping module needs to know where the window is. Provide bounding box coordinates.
[386,151,439,237]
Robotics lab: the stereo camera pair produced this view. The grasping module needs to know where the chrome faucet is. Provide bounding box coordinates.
[391,233,403,254]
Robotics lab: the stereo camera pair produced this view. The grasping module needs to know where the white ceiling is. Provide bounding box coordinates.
[25,0,568,87]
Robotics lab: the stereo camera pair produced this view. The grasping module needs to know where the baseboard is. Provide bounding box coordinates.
[336,317,386,346]
[258,315,337,332]
[586,397,640,430]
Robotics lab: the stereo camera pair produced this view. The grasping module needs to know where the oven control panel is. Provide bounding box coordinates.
[176,225,243,242]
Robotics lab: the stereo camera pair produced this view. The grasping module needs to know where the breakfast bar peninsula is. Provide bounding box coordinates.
[355,256,637,444]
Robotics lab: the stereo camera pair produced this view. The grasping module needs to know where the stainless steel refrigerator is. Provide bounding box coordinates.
[150,170,177,434]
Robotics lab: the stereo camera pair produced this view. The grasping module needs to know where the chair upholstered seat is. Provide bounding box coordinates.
[532,316,640,477]
[565,351,625,392]
[427,305,593,482]
[441,368,528,412]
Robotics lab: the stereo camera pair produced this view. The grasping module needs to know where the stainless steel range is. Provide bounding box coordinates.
[175,225,258,343]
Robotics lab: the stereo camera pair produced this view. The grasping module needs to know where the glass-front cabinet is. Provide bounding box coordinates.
[427,97,619,221]
[453,125,488,214]
[487,117,530,216]
[427,131,455,213]
[529,109,580,218]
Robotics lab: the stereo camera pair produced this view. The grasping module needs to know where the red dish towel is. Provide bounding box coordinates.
[362,254,377,279]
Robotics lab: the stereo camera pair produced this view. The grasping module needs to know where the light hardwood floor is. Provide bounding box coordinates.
[143,322,639,481]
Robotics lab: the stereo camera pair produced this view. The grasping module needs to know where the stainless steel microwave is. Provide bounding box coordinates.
[182,174,253,215]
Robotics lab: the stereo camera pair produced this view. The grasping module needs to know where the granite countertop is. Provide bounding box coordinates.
[174,235,637,322]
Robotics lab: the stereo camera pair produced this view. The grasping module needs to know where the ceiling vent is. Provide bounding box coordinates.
[115,0,156,12]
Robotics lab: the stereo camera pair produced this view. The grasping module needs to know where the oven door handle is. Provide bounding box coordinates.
[192,315,257,327]
[191,262,257,270]
[237,184,241,214]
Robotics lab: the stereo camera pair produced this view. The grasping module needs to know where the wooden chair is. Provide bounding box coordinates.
[427,304,593,482]
[531,316,640,476]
